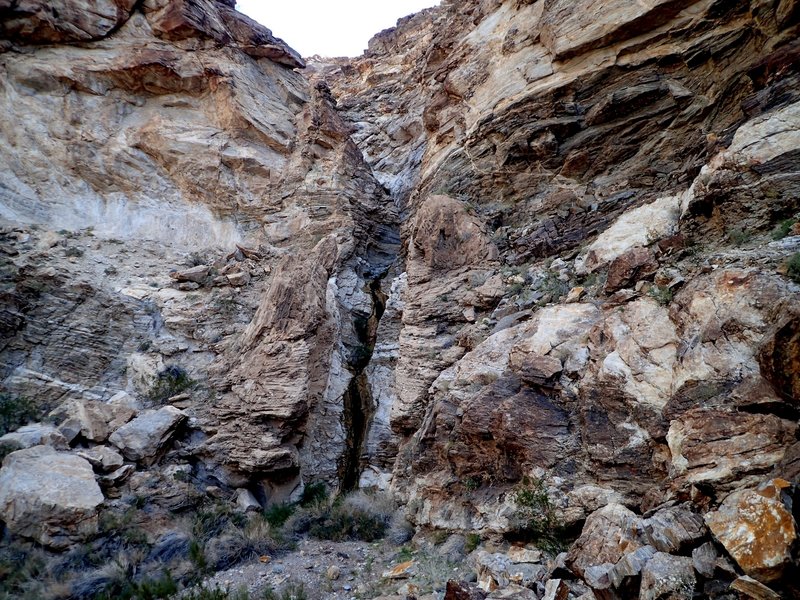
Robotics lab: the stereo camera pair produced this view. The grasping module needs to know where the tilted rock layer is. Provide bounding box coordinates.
[1,0,800,597]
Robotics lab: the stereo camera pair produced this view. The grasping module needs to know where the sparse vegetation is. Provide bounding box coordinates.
[512,476,567,554]
[0,393,38,436]
[772,218,797,240]
[64,246,84,257]
[728,227,752,246]
[649,284,674,306]
[264,503,295,528]
[465,533,481,553]
[262,584,308,600]
[787,253,800,284]
[148,365,194,404]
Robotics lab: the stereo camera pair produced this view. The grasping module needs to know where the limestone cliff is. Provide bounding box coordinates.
[1,0,799,598]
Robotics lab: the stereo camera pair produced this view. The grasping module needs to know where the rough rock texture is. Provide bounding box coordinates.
[705,479,798,583]
[0,445,104,548]
[1,0,800,595]
[108,405,186,464]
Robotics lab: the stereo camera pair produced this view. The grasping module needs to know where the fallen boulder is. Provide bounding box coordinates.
[0,445,104,548]
[705,479,797,583]
[108,406,186,465]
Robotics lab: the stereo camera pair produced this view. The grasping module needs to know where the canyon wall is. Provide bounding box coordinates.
[1,0,799,597]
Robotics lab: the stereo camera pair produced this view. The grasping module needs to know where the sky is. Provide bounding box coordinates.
[236,1,440,58]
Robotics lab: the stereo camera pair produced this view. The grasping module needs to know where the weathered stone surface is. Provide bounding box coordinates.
[667,411,797,492]
[0,445,104,548]
[691,542,718,579]
[566,504,647,580]
[730,576,782,600]
[108,406,186,465]
[705,479,797,583]
[0,423,68,450]
[604,247,659,293]
[639,552,695,600]
[642,504,706,554]
[169,265,210,284]
[76,445,125,472]
[235,488,261,513]
[51,399,135,443]
[0,0,137,43]
[445,580,487,600]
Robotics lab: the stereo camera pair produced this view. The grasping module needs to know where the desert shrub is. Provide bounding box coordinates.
[91,568,178,600]
[386,511,415,545]
[787,253,800,284]
[772,218,797,240]
[307,491,393,542]
[0,393,38,436]
[728,227,752,246]
[465,533,481,553]
[264,503,295,528]
[182,586,253,600]
[648,284,674,306]
[148,365,194,404]
[0,542,49,600]
[64,246,84,257]
[299,482,328,508]
[262,583,307,600]
[512,477,567,554]
[192,503,246,542]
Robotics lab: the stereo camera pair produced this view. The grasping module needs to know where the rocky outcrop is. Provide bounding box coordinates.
[0,445,104,548]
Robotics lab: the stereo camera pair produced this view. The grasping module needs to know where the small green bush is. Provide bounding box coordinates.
[183,586,252,600]
[728,227,752,246]
[465,533,481,553]
[92,569,178,600]
[264,503,295,528]
[65,246,84,257]
[148,365,194,404]
[787,253,800,284]
[772,218,797,240]
[512,477,567,554]
[299,482,328,508]
[648,284,674,306]
[0,394,38,436]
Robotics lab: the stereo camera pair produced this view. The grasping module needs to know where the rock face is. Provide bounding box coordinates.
[0,445,104,548]
[108,405,186,464]
[1,0,800,595]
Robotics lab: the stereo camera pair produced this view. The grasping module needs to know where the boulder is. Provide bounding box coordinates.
[169,265,210,284]
[0,446,104,548]
[604,247,659,292]
[607,545,657,589]
[444,580,487,600]
[705,479,797,583]
[51,399,135,443]
[730,576,781,600]
[108,406,187,465]
[566,504,647,579]
[235,488,261,513]
[691,542,718,579]
[639,553,695,600]
[0,423,68,450]
[76,446,125,472]
[474,550,545,592]
[642,504,706,553]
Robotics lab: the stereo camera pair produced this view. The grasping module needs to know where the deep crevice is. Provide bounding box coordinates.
[340,276,388,491]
